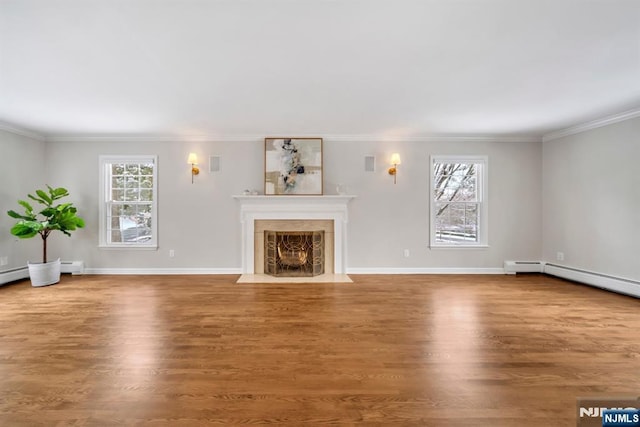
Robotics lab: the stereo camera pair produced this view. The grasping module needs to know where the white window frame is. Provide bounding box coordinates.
[99,155,158,250]
[429,155,488,248]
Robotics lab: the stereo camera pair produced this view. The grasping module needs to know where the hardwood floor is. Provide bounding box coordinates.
[0,274,638,426]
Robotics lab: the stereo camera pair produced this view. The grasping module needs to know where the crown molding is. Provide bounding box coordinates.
[0,121,46,141]
[44,134,261,143]
[542,107,640,142]
[327,134,542,143]
[44,133,542,143]
[5,108,640,144]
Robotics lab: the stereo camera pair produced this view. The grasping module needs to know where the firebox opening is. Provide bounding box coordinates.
[264,230,324,277]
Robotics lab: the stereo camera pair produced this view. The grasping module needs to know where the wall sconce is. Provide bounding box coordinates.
[388,153,401,184]
[188,153,199,184]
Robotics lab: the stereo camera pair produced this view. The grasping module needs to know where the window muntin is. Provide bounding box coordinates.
[99,156,158,249]
[431,156,487,247]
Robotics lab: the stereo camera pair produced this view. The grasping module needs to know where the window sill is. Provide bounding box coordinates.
[98,245,158,251]
[428,244,489,250]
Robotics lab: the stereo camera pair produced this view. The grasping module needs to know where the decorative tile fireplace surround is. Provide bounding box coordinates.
[233,195,355,280]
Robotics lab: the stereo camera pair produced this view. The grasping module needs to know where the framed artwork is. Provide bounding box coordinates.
[264,137,323,195]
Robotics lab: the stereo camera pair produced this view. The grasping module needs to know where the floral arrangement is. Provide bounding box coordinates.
[273,138,305,191]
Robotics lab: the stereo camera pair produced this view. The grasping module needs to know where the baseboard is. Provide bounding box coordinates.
[544,263,640,298]
[86,267,504,275]
[0,267,29,285]
[1,260,85,285]
[347,267,505,274]
[9,263,637,300]
[84,267,243,275]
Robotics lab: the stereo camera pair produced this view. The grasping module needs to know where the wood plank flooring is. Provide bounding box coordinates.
[0,274,638,426]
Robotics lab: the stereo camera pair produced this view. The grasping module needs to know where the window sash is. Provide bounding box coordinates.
[430,156,487,248]
[434,201,479,243]
[99,155,158,249]
[106,201,154,245]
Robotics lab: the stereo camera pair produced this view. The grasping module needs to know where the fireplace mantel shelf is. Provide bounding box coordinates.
[232,195,356,202]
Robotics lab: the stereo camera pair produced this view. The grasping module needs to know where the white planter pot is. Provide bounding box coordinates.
[27,258,61,287]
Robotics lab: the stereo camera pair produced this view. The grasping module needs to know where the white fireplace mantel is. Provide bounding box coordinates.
[233,195,356,274]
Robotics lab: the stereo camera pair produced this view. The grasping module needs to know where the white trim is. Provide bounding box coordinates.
[44,134,542,143]
[347,267,505,274]
[544,263,640,298]
[98,155,158,248]
[234,195,355,275]
[84,267,242,275]
[542,107,640,142]
[429,245,490,250]
[1,261,84,284]
[429,155,489,248]
[8,108,640,144]
[98,245,158,250]
[503,260,544,274]
[0,267,30,285]
[0,121,46,141]
[60,261,85,275]
[48,135,262,143]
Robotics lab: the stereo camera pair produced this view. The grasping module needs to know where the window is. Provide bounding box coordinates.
[430,155,487,247]
[99,155,158,249]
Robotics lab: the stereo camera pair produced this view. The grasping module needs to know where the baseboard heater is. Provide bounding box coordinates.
[0,266,29,285]
[0,260,84,286]
[60,261,84,275]
[544,263,640,299]
[503,260,544,274]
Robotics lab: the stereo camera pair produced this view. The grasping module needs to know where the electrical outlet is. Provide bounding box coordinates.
[556,252,564,261]
[403,249,410,258]
[169,249,175,258]
[0,256,8,266]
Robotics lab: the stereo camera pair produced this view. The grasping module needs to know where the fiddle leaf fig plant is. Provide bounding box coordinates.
[7,186,85,263]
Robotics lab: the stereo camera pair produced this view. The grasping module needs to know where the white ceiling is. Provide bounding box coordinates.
[1,0,639,139]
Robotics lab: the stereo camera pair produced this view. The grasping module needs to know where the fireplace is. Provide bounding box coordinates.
[264,230,324,277]
[254,219,333,274]
[234,195,355,276]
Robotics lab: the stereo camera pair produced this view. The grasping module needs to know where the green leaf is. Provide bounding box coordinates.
[56,203,72,212]
[18,200,34,212]
[49,186,69,200]
[35,189,52,205]
[40,207,57,217]
[7,210,33,221]
[10,221,41,238]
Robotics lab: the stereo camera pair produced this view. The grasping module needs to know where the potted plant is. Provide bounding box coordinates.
[7,186,85,287]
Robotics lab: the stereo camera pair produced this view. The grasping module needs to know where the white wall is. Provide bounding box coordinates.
[44,137,542,272]
[543,117,640,282]
[45,140,262,271]
[328,139,542,271]
[0,129,47,270]
[7,117,639,279]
